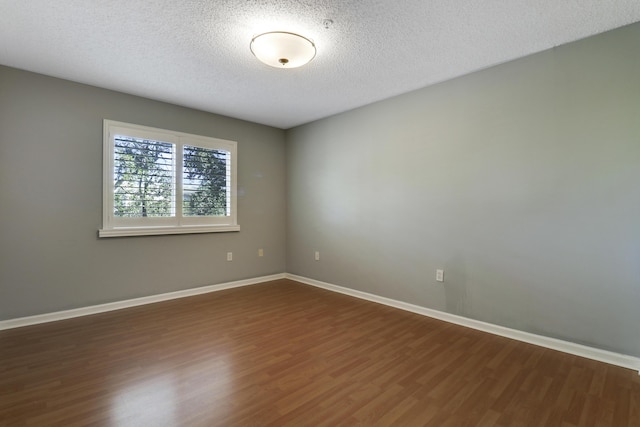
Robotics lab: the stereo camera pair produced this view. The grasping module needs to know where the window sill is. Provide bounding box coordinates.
[98,224,240,238]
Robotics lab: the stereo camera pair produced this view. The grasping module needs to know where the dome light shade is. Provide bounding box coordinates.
[250,32,316,68]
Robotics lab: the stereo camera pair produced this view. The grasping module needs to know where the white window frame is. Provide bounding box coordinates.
[99,120,239,237]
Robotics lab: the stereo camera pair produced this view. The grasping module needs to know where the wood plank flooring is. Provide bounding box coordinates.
[1,279,638,426]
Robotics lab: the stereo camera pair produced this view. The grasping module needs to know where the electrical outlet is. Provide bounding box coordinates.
[258,248,264,257]
[315,251,320,261]
[227,252,233,261]
[436,269,444,282]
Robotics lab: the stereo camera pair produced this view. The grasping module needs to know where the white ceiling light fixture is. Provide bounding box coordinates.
[250,31,316,69]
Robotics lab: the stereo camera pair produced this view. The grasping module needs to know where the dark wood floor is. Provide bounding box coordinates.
[1,279,638,426]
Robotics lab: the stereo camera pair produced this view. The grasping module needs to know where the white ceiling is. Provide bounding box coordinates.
[1,1,639,129]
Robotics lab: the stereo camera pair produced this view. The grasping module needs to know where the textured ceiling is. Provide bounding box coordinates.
[1,1,639,129]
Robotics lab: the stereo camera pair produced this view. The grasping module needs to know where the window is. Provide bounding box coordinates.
[99,120,239,237]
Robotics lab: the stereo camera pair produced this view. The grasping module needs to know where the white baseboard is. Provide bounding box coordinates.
[286,273,640,374]
[0,273,286,331]
[2,272,638,374]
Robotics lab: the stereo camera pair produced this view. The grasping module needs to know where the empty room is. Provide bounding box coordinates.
[1,1,639,426]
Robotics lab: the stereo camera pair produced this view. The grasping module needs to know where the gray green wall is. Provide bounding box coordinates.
[0,66,286,319]
[286,23,640,357]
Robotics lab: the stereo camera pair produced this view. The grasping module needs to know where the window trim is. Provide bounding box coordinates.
[99,120,239,238]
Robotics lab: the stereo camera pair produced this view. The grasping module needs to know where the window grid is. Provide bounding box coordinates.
[100,120,239,237]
